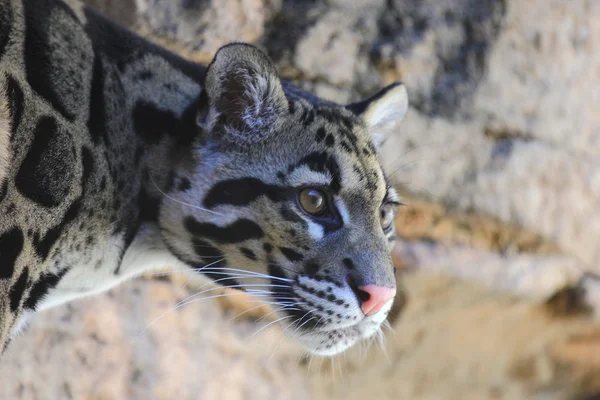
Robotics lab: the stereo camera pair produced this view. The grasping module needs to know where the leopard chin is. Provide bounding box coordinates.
[288,299,395,356]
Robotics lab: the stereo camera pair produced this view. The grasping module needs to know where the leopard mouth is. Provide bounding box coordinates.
[269,279,394,356]
[286,305,393,356]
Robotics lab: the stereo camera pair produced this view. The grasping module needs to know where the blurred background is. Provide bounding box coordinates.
[2,0,600,398]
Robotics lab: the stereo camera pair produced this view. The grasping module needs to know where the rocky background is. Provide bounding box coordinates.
[2,0,600,399]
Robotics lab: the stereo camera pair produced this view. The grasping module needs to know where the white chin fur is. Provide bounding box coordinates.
[288,298,394,356]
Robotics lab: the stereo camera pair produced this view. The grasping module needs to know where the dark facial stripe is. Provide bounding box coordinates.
[203,178,287,209]
[0,228,24,279]
[193,238,224,260]
[292,152,341,193]
[24,268,69,310]
[280,247,304,262]
[9,267,29,312]
[240,247,257,261]
[185,217,264,244]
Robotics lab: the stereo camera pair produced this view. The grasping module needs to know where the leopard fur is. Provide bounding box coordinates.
[0,0,408,356]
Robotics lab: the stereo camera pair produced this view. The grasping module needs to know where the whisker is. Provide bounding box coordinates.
[384,141,436,170]
[200,267,294,283]
[388,157,441,178]
[249,315,295,338]
[150,175,225,216]
[134,290,270,340]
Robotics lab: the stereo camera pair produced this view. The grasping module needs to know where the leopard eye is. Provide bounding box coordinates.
[299,188,327,216]
[380,203,394,231]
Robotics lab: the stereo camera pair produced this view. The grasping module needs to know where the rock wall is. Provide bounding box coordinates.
[2,0,600,399]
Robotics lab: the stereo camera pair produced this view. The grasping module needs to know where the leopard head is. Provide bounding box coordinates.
[160,43,408,356]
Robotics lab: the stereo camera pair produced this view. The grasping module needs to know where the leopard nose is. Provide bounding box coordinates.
[357,284,396,316]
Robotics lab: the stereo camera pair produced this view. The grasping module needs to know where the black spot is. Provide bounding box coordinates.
[185,217,264,244]
[133,101,179,145]
[9,267,29,312]
[0,228,24,279]
[203,178,288,209]
[305,262,320,275]
[137,185,159,221]
[15,117,75,207]
[343,258,355,270]
[0,179,7,203]
[134,70,154,81]
[6,75,24,136]
[316,108,357,130]
[23,0,87,121]
[0,4,12,61]
[280,247,304,262]
[240,247,257,261]
[87,55,107,144]
[340,141,352,153]
[178,178,191,192]
[276,171,285,182]
[315,127,326,142]
[33,199,82,260]
[81,146,95,194]
[325,134,335,147]
[24,268,69,310]
[263,243,273,253]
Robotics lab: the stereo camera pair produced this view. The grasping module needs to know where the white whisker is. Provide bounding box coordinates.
[150,175,225,216]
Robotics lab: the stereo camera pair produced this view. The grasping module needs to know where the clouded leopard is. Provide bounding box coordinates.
[0,0,409,356]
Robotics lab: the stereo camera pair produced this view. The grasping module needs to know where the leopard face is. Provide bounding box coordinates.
[159,44,408,356]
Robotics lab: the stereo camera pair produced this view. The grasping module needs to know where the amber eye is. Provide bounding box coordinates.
[299,188,327,216]
[380,204,394,231]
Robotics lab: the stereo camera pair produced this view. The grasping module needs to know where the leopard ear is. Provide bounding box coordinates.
[346,82,408,149]
[197,43,288,146]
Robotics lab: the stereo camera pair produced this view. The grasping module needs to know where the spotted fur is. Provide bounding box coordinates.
[0,0,409,356]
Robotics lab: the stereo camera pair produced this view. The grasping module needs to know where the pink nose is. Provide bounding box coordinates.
[358,284,397,316]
